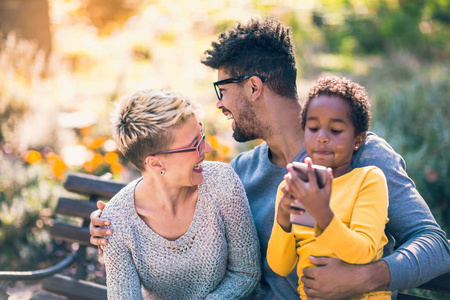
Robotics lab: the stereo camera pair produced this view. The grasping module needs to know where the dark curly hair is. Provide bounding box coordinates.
[301,77,371,135]
[201,17,298,100]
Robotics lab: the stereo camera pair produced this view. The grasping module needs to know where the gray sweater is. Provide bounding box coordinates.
[102,161,261,299]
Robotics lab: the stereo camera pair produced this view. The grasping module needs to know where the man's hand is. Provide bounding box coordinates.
[89,201,112,254]
[302,256,391,300]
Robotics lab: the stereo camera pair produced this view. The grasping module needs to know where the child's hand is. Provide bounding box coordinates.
[284,157,334,230]
[277,186,304,232]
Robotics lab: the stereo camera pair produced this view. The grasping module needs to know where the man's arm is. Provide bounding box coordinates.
[302,257,390,300]
[89,201,112,254]
[355,133,450,290]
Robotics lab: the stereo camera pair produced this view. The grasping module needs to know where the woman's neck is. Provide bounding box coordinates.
[135,175,196,214]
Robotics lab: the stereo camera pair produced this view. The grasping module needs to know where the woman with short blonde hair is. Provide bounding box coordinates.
[101,89,261,299]
[111,89,199,171]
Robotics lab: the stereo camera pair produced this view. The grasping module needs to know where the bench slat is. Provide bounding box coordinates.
[50,223,91,246]
[397,293,432,300]
[63,173,126,200]
[418,271,450,294]
[32,291,67,300]
[42,274,107,300]
[55,197,98,220]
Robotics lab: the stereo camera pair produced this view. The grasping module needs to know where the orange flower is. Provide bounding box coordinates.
[80,126,94,137]
[90,136,108,149]
[206,135,219,150]
[82,161,96,173]
[52,158,68,180]
[218,144,231,159]
[110,162,123,174]
[104,152,119,164]
[45,152,68,180]
[23,150,42,164]
[91,153,103,167]
[45,152,57,162]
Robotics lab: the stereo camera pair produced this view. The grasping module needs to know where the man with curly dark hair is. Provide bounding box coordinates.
[90,17,450,300]
[199,17,449,299]
[201,17,300,144]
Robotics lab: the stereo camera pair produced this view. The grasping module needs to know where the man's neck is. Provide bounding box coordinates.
[262,96,304,168]
[266,130,304,168]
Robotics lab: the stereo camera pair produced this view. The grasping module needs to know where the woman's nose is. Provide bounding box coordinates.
[204,140,213,154]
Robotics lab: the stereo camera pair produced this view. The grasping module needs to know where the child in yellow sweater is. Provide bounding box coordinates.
[267,77,391,300]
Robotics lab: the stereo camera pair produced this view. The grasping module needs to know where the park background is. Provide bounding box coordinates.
[0,0,449,298]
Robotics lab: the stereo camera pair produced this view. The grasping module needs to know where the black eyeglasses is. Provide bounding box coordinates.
[213,75,268,100]
[153,122,206,157]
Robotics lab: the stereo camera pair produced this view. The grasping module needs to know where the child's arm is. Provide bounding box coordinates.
[313,167,388,264]
[288,166,387,265]
[266,182,299,277]
[285,159,388,264]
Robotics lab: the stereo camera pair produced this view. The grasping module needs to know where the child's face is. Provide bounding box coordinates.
[304,95,364,177]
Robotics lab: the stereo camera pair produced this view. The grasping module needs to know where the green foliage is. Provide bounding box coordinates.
[369,64,450,230]
[0,158,62,270]
[315,0,450,59]
[408,287,450,300]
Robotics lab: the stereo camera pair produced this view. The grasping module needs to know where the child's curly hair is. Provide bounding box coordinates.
[201,17,298,100]
[301,76,371,135]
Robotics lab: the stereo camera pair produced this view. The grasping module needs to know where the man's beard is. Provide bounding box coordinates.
[232,94,268,142]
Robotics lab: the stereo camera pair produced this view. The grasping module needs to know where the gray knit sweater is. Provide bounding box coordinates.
[102,161,261,299]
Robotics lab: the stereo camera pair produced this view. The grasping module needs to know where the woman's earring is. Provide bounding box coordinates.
[160,169,166,175]
[354,146,359,150]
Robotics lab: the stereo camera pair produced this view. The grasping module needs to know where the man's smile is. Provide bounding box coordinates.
[222,108,234,120]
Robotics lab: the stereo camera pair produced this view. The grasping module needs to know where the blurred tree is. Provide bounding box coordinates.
[77,0,143,35]
[0,0,52,53]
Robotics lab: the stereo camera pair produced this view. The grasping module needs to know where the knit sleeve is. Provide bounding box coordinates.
[102,197,143,300]
[314,167,388,264]
[206,164,261,299]
[267,181,298,276]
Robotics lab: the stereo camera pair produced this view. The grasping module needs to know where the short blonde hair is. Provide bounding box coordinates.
[111,89,198,171]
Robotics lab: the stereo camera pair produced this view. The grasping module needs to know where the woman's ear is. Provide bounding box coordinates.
[144,156,163,170]
[354,132,367,150]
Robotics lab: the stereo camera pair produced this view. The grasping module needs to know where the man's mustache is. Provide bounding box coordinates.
[222,108,232,115]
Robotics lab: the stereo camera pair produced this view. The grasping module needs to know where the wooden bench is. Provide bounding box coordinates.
[0,173,126,300]
[397,271,450,299]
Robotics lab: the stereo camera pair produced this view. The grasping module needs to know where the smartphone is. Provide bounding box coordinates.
[289,162,328,227]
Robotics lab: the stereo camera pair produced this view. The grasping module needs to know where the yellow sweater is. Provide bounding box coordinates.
[267,166,391,300]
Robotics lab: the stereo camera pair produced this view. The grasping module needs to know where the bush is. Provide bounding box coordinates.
[370,64,450,231]
[0,155,62,270]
